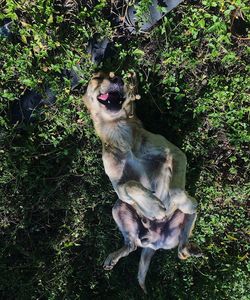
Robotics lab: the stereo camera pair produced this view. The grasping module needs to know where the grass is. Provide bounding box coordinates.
[0,0,249,299]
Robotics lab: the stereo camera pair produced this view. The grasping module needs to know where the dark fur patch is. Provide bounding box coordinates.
[118,161,140,185]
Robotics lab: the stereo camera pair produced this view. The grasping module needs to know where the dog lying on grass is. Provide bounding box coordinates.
[83,72,200,292]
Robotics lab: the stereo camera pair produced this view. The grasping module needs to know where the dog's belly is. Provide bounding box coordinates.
[119,156,157,191]
[103,150,170,199]
[103,151,148,183]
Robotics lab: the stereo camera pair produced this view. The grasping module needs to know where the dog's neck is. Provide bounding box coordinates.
[94,115,142,152]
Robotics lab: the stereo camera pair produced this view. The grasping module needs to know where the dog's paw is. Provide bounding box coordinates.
[103,254,117,270]
[178,246,191,260]
[178,244,203,260]
[144,203,167,220]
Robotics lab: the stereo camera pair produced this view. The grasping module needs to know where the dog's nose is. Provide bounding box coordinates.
[110,76,124,86]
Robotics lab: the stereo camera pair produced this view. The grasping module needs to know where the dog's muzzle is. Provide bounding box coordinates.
[97,76,126,112]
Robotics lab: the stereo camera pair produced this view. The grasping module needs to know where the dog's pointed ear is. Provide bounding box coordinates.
[83,93,92,112]
[126,71,137,88]
[125,72,141,102]
[83,94,89,107]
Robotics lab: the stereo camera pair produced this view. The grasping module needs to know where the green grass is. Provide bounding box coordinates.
[0,1,249,299]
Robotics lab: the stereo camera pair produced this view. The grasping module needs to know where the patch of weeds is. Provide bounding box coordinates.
[0,0,249,299]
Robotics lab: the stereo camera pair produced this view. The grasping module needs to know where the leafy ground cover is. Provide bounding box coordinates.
[0,1,249,299]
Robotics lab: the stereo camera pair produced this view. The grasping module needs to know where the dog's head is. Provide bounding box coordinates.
[83,72,137,121]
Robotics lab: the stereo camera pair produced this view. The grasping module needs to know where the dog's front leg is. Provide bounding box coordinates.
[116,180,167,220]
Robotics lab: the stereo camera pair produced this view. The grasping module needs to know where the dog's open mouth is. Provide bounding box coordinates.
[97,91,125,112]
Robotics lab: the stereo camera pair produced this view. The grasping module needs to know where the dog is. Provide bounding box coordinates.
[83,71,200,292]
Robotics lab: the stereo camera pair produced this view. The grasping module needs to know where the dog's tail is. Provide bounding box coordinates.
[137,248,156,294]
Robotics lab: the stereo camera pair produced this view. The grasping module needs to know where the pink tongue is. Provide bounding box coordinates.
[98,93,109,101]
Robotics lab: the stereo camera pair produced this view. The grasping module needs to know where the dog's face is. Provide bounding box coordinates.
[83,72,136,121]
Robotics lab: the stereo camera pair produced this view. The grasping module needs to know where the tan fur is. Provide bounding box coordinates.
[83,72,197,220]
[83,72,200,291]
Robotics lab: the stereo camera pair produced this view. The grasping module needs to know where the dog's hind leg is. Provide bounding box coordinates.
[104,243,137,270]
[138,248,155,294]
[178,213,202,259]
[104,200,140,270]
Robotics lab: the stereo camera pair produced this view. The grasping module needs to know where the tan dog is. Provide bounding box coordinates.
[83,72,199,292]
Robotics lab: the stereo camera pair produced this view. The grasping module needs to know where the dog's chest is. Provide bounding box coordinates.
[102,150,141,182]
[102,148,164,191]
